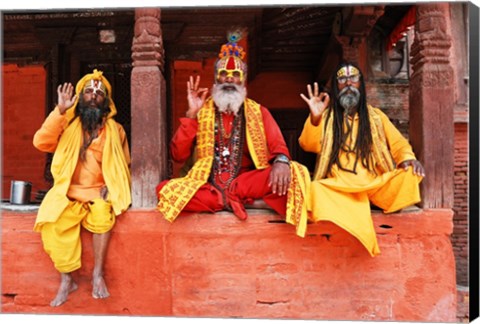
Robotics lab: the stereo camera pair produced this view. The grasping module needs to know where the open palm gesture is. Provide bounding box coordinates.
[300,82,330,126]
[186,75,209,119]
[57,83,77,115]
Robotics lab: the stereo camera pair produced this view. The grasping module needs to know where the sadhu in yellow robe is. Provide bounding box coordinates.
[299,105,423,256]
[33,70,131,272]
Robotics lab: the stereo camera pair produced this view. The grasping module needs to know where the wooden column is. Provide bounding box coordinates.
[409,3,454,208]
[131,8,167,208]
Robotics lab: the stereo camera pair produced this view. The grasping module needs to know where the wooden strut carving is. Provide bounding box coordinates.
[334,5,385,64]
[409,3,453,88]
[342,5,385,37]
[334,35,363,64]
[131,8,165,71]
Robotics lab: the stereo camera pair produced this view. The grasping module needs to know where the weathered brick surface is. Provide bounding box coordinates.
[366,82,410,137]
[2,209,456,321]
[453,123,468,286]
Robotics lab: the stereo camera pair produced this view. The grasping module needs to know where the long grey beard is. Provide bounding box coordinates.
[338,86,361,114]
[211,83,247,115]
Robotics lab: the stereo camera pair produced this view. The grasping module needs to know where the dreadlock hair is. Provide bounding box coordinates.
[324,61,374,176]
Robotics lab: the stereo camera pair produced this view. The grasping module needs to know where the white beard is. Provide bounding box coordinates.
[211,83,247,115]
[338,86,361,114]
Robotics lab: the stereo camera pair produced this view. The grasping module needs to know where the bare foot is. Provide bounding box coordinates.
[50,273,78,307]
[92,275,110,299]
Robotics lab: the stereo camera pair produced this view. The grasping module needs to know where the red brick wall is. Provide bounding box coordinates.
[366,82,410,137]
[2,209,457,321]
[453,122,468,286]
[2,64,49,201]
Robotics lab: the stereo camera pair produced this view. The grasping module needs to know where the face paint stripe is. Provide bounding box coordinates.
[83,79,106,95]
[337,65,360,78]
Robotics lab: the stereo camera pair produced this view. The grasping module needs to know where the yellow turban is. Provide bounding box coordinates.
[64,69,118,123]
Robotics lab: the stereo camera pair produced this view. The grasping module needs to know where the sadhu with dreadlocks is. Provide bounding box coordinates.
[299,62,425,257]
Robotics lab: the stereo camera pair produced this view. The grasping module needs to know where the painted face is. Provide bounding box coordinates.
[216,56,245,84]
[217,69,243,81]
[336,65,361,86]
[83,79,107,98]
[82,79,106,107]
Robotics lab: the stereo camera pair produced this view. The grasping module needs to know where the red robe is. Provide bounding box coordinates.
[157,106,290,215]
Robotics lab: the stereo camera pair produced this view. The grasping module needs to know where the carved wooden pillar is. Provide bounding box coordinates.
[131,8,167,208]
[409,3,454,208]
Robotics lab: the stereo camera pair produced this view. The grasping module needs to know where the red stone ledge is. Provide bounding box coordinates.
[1,208,456,321]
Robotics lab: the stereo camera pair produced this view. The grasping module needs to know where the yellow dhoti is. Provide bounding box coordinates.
[309,166,422,256]
[299,105,423,256]
[40,199,115,273]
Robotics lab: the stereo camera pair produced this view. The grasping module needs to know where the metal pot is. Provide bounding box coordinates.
[10,180,32,205]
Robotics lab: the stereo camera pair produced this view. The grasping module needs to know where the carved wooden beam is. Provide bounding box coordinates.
[331,5,384,67]
[341,5,385,37]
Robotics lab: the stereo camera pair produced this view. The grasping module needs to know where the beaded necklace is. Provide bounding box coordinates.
[210,108,245,192]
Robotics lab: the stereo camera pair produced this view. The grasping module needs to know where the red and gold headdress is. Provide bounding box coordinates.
[215,29,247,82]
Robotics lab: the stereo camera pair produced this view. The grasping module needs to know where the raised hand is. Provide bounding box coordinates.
[186,75,209,119]
[57,83,77,115]
[300,82,330,126]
